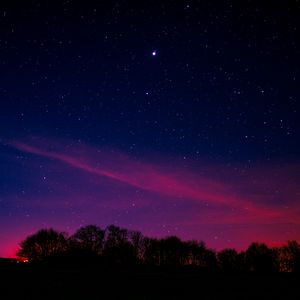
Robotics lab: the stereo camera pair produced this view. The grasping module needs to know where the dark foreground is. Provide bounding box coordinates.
[0,264,299,299]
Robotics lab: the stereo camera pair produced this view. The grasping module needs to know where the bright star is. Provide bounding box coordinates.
[152,50,157,56]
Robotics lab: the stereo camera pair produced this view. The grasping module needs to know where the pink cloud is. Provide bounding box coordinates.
[9,139,300,223]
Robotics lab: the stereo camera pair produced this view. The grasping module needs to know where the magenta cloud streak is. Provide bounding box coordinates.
[10,139,300,223]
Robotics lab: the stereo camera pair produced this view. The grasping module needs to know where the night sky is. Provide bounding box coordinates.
[0,1,299,258]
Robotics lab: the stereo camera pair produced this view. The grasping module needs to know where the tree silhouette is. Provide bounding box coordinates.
[159,236,186,266]
[104,225,128,247]
[245,242,277,273]
[70,225,105,255]
[185,240,202,265]
[202,248,218,271]
[217,248,239,272]
[277,240,300,272]
[129,230,146,263]
[184,240,217,269]
[15,224,300,273]
[103,225,137,265]
[17,228,67,262]
[143,237,161,265]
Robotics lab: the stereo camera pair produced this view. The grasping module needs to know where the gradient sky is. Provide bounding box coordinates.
[0,1,299,257]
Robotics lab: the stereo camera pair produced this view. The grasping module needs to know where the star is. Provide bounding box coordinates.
[152,50,157,56]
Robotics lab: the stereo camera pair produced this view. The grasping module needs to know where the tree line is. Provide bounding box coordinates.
[17,225,300,273]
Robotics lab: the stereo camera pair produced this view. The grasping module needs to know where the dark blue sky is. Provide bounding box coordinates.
[0,1,299,257]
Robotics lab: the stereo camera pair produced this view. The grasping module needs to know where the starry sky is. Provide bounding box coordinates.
[0,1,299,258]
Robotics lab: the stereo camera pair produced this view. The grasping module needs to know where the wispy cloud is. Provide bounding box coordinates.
[9,138,300,223]
[9,140,257,209]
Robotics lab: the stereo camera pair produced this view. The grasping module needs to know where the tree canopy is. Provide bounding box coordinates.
[16,225,300,273]
[17,228,67,262]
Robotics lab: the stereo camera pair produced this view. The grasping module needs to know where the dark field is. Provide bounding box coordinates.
[0,264,299,299]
